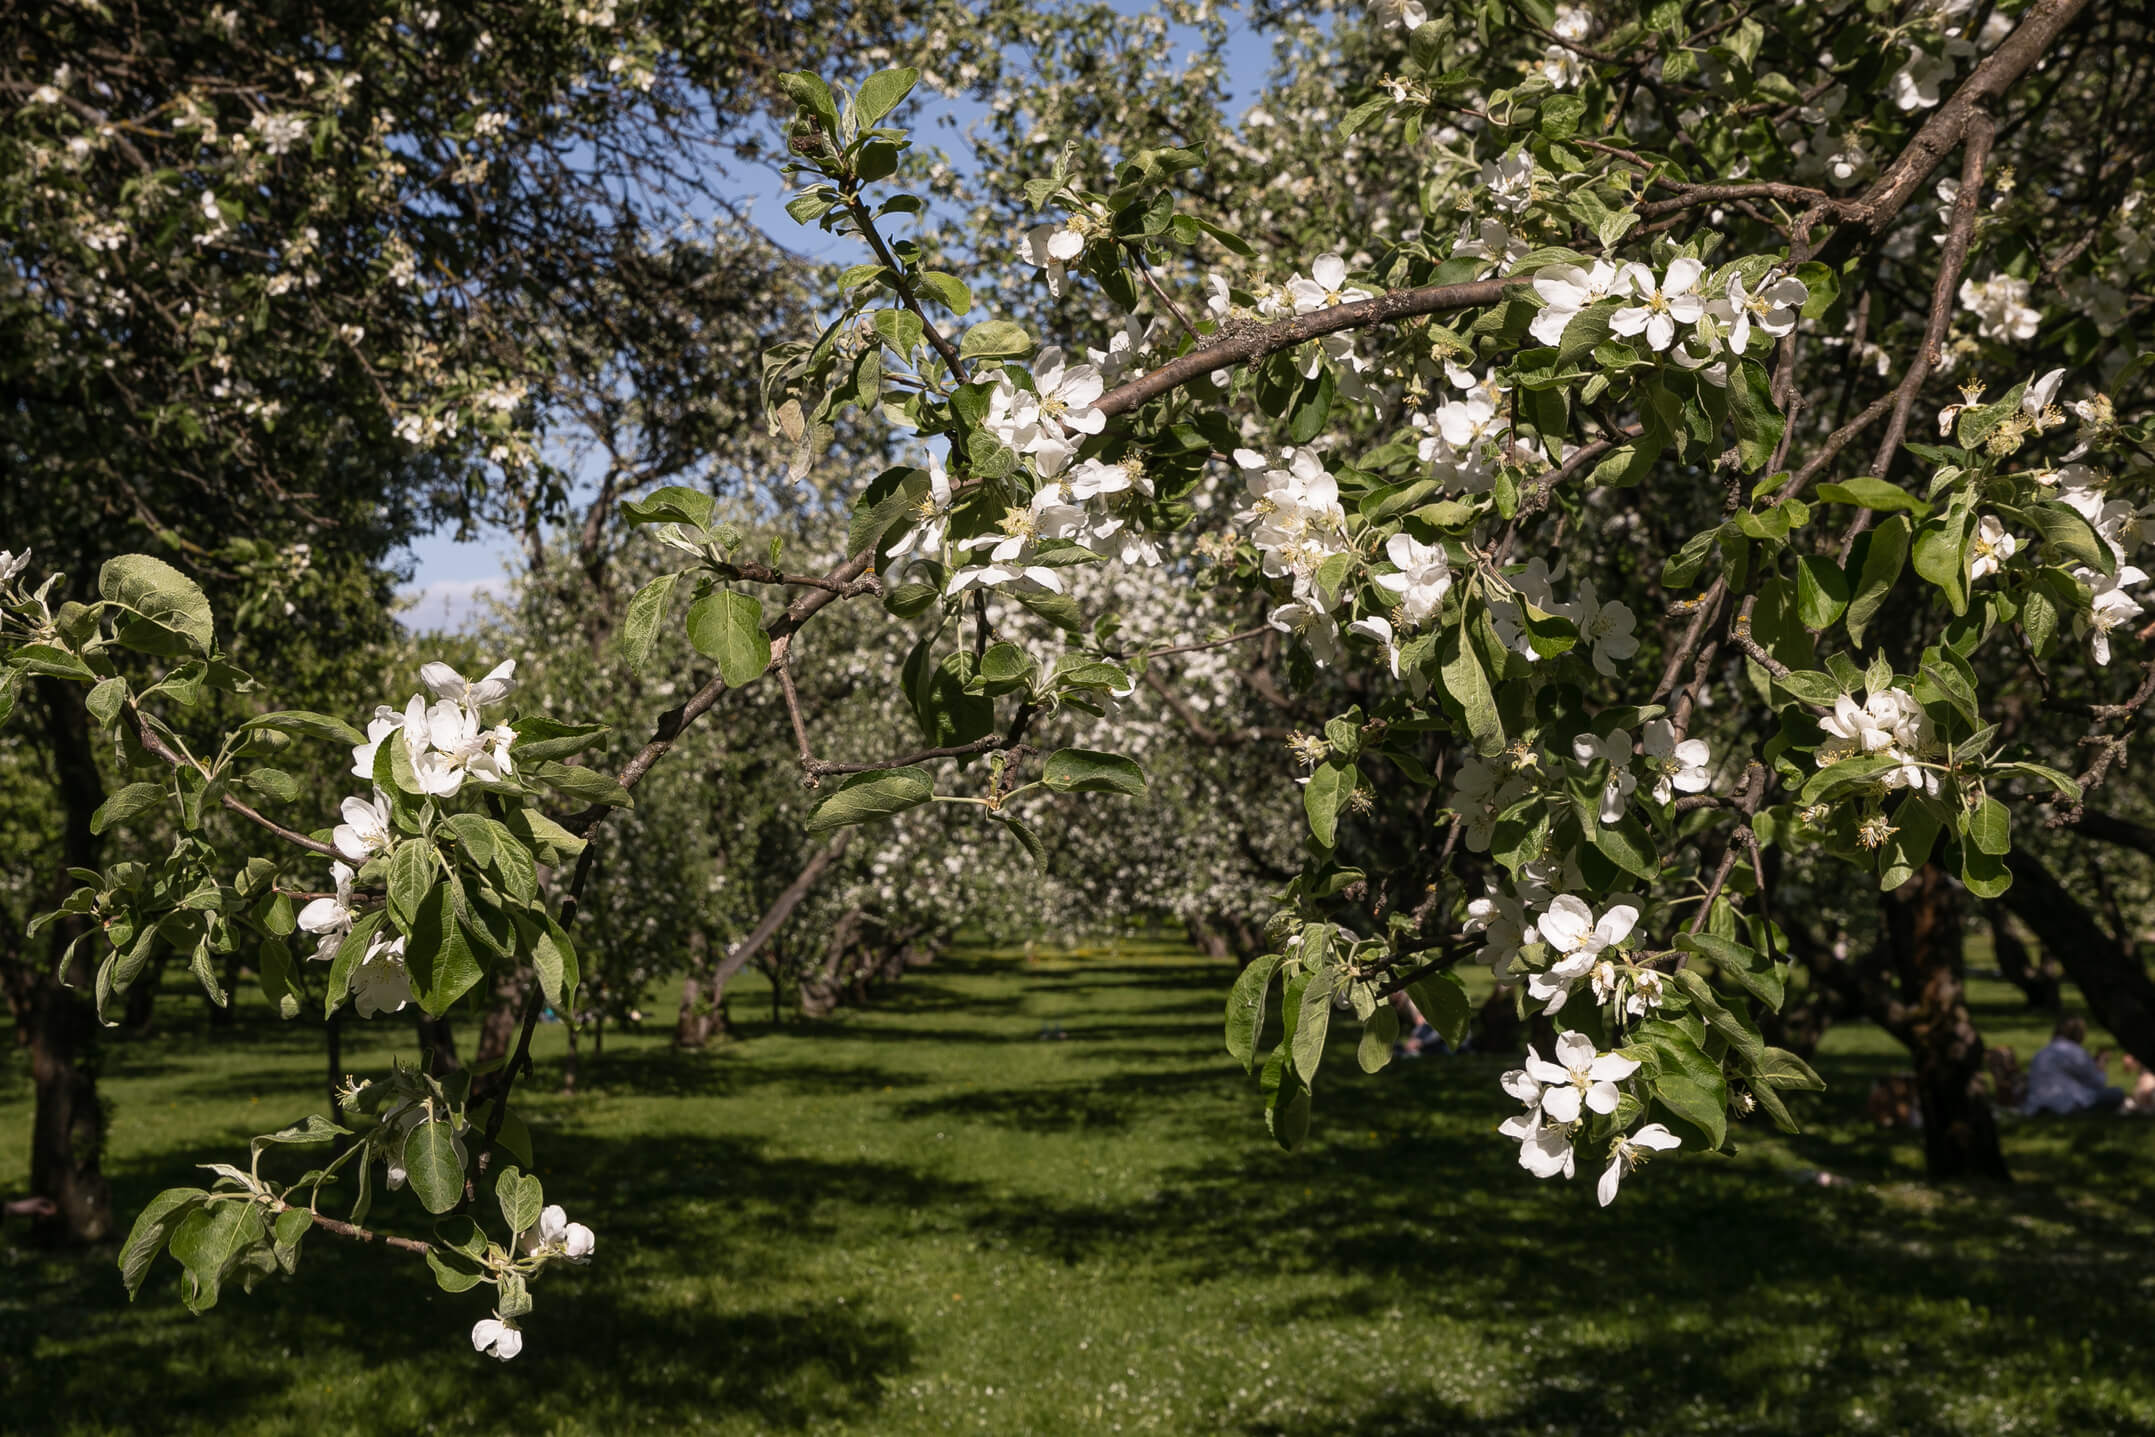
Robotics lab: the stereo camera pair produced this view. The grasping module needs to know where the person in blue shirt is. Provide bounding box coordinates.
[2023,1017,2125,1116]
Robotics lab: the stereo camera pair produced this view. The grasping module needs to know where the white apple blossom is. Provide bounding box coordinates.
[1598,1123,1681,1206]
[1888,47,1957,111]
[471,1317,523,1361]
[296,862,355,962]
[1374,533,1452,623]
[0,548,31,584]
[349,704,406,779]
[1480,151,1534,213]
[1019,215,1086,297]
[1640,720,1711,803]
[1968,515,2019,581]
[2085,582,2144,666]
[1725,272,1809,352]
[1528,260,1619,346]
[886,454,954,562]
[1590,959,1666,1018]
[1452,757,1529,852]
[1958,274,2040,343]
[1286,253,1374,314]
[1610,258,1707,352]
[1528,894,1641,1013]
[1268,596,1341,667]
[1347,615,1402,678]
[419,659,516,709]
[521,1203,597,1261]
[1530,1031,1640,1123]
[1569,581,1639,676]
[1570,728,1636,823]
[351,934,413,1018]
[1368,0,1426,31]
[1498,1066,1577,1178]
[332,791,393,864]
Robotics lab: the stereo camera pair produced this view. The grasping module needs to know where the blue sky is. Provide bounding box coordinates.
[398,3,1282,631]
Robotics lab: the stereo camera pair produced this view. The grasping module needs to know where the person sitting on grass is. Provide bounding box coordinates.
[2023,1017,2125,1116]
[2123,1052,2155,1116]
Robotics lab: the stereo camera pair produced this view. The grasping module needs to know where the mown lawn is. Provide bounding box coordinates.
[5,943,2154,1436]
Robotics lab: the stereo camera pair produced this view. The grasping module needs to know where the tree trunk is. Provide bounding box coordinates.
[559,1019,579,1095]
[473,969,525,1070]
[1881,866,2009,1182]
[416,1014,460,1078]
[2002,849,2155,1074]
[1985,903,2058,1009]
[28,682,114,1243]
[673,928,727,1048]
[121,950,166,1034]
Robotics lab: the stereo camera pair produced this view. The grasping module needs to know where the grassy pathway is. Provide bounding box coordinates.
[5,943,2154,1434]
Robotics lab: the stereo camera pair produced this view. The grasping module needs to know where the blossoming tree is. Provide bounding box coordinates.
[7,0,2155,1363]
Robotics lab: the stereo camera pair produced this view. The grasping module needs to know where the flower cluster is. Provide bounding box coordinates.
[298,660,520,1017]
[1815,685,1937,796]
[1500,1031,1680,1205]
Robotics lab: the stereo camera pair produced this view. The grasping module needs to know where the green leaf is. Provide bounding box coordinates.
[495,1165,545,1237]
[86,676,128,726]
[618,485,714,529]
[1652,1072,1728,1149]
[1225,951,1285,1072]
[387,842,433,933]
[1591,814,1660,880]
[1302,760,1355,848]
[1357,1001,1400,1072]
[1964,796,2011,856]
[426,1245,486,1293]
[1727,360,1782,473]
[119,1188,207,1298]
[401,1120,465,1215]
[1816,477,1929,517]
[1292,964,1334,1085]
[99,554,215,654]
[531,914,580,1011]
[805,767,935,831]
[1406,969,1471,1049]
[325,909,386,1018]
[2023,500,2115,577]
[855,66,919,123]
[250,1114,346,1160]
[256,937,301,1020]
[1912,513,1972,616]
[686,589,772,687]
[1440,625,1503,756]
[1677,932,1783,1011]
[405,882,483,1015]
[1794,555,1850,629]
[958,320,1032,360]
[1041,749,1147,798]
[619,572,681,674]
[529,760,632,809]
[170,1201,264,1313]
[1846,514,1910,648]
[914,271,972,317]
[242,710,367,746]
[1800,752,1901,804]
[777,71,840,132]
[993,815,1047,870]
[91,781,165,835]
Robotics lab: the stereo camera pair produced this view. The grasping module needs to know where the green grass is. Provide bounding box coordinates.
[5,944,2155,1436]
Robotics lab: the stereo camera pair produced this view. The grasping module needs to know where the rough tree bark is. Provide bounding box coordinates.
[1985,903,2058,1010]
[674,926,728,1048]
[2002,849,2155,1074]
[1881,866,2009,1182]
[28,682,113,1243]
